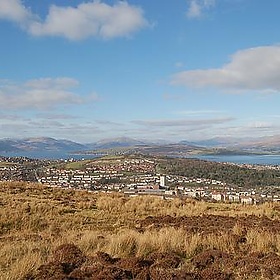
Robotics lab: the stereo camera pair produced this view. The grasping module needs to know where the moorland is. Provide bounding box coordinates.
[1,181,280,279]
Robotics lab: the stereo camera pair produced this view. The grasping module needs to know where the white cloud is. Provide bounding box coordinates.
[24,77,79,89]
[0,77,86,110]
[171,45,280,93]
[224,122,280,138]
[187,1,202,18]
[186,0,216,19]
[0,0,148,40]
[0,117,104,142]
[0,0,34,24]
[247,121,273,129]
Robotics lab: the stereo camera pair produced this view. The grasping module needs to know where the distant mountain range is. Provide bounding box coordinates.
[90,137,146,150]
[0,137,87,153]
[237,135,280,153]
[1,135,280,155]
[182,136,280,150]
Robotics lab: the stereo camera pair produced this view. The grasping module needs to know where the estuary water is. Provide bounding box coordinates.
[1,151,280,165]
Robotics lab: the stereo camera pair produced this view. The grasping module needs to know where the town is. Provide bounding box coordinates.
[1,155,280,204]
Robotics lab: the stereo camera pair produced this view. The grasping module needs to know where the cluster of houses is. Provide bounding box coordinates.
[211,191,255,204]
[124,181,280,204]
[1,156,280,204]
[0,156,51,181]
[122,175,265,204]
[38,168,122,190]
[182,188,257,204]
[0,165,19,181]
[0,162,34,181]
[36,157,280,204]
[229,162,280,171]
[37,158,157,191]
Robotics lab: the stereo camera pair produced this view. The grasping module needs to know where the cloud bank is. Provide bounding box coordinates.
[171,46,280,93]
[0,0,148,40]
[133,117,233,127]
[0,78,84,110]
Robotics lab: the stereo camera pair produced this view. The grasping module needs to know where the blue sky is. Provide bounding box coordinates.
[1,0,280,143]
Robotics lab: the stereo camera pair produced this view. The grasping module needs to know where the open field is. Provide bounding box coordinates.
[0,162,17,167]
[1,182,280,279]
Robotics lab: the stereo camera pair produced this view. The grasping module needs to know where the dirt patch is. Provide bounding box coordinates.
[231,251,280,279]
[93,251,118,265]
[192,249,230,270]
[51,243,87,273]
[191,249,280,280]
[148,252,182,269]
[199,267,233,280]
[139,214,280,234]
[24,262,68,280]
[116,257,153,276]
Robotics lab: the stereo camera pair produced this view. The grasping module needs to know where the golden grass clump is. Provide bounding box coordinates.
[4,251,42,280]
[246,229,278,253]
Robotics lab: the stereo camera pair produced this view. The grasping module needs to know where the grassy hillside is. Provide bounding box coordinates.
[1,182,280,279]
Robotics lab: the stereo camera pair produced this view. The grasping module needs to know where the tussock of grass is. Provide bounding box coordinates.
[105,227,187,258]
[5,251,42,280]
[106,230,138,257]
[202,232,237,253]
[246,229,278,253]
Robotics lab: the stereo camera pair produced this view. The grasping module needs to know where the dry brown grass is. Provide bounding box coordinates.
[246,228,278,253]
[1,181,280,279]
[96,192,280,219]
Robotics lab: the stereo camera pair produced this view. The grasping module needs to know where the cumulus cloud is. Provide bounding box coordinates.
[171,46,280,93]
[186,0,216,19]
[0,77,85,110]
[0,0,148,40]
[0,0,34,24]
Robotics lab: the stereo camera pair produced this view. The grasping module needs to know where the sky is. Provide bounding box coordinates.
[1,0,280,143]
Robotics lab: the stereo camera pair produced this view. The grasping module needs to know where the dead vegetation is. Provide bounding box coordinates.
[1,181,280,279]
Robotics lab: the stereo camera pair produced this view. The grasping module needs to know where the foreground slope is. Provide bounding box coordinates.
[1,182,280,279]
